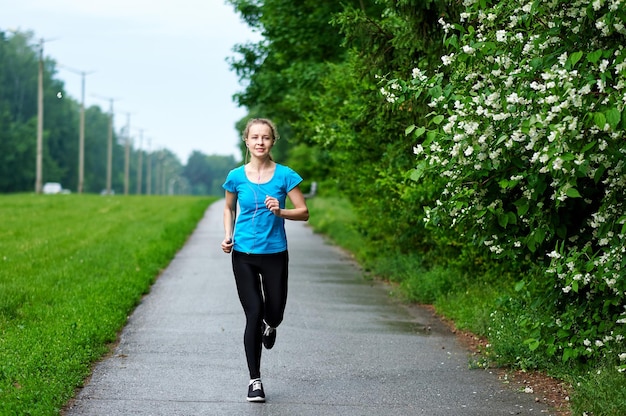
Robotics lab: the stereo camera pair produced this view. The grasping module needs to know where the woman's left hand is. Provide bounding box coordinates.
[265,195,281,217]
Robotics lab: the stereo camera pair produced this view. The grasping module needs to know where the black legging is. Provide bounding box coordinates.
[231,250,289,379]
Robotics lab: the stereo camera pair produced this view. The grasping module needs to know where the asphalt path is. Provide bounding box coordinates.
[64,200,553,415]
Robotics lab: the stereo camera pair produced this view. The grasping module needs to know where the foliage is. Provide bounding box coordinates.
[226,0,370,166]
[184,151,239,195]
[381,0,626,370]
[0,194,213,414]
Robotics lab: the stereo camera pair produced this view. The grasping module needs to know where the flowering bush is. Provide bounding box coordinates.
[381,0,626,371]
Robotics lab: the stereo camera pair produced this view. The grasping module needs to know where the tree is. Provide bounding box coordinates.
[227,0,366,160]
[183,151,238,196]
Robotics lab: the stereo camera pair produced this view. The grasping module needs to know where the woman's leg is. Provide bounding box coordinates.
[260,251,289,329]
[232,251,264,379]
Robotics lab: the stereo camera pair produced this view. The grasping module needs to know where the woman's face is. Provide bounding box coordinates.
[246,123,274,157]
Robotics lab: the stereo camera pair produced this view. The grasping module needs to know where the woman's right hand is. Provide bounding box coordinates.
[221,238,233,253]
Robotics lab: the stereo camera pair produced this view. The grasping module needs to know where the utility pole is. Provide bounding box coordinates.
[61,66,95,193]
[34,37,57,194]
[106,99,115,195]
[136,129,145,195]
[146,137,152,195]
[93,95,120,195]
[35,39,44,194]
[123,112,134,196]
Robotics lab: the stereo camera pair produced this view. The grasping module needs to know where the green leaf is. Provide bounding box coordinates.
[557,329,570,339]
[562,347,576,362]
[530,57,543,70]
[527,238,536,253]
[410,161,428,181]
[507,211,517,225]
[405,125,416,135]
[566,187,582,198]
[428,85,443,98]
[515,199,529,217]
[619,216,626,234]
[534,228,546,244]
[605,108,621,129]
[498,212,509,228]
[581,141,596,152]
[594,112,607,129]
[514,281,525,292]
[414,126,426,138]
[524,338,540,351]
[594,164,606,183]
[570,51,583,66]
[588,49,603,64]
[431,115,445,125]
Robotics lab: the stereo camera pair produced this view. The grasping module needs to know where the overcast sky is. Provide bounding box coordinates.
[0,0,260,163]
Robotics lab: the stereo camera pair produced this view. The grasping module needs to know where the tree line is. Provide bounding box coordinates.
[227,0,626,377]
[0,30,237,196]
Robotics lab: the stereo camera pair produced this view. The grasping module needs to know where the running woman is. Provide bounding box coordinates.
[221,118,309,403]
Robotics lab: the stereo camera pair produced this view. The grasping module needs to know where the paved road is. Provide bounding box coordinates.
[64,200,553,415]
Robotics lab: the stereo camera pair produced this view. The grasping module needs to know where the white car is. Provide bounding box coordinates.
[42,182,63,194]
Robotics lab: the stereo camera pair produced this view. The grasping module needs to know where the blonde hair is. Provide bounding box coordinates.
[242,118,279,142]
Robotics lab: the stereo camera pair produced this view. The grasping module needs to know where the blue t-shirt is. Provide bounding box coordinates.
[222,164,303,254]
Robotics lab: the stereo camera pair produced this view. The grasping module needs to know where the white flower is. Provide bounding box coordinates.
[599,59,609,72]
[462,45,476,55]
[547,250,562,259]
[506,92,521,104]
[412,68,427,82]
[413,144,424,155]
[441,54,455,66]
[496,30,507,42]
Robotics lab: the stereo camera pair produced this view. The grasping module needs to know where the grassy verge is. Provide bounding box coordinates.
[307,196,626,416]
[0,194,214,415]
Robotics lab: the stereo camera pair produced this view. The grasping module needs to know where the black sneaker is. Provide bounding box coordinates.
[247,379,265,402]
[262,321,276,350]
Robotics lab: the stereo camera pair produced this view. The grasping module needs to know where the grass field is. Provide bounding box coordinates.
[0,194,214,415]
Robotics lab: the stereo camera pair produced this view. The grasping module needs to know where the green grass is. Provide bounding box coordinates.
[569,363,626,416]
[306,196,366,257]
[0,194,214,415]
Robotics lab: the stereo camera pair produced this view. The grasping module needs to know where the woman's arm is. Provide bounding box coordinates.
[265,186,309,221]
[221,190,237,253]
